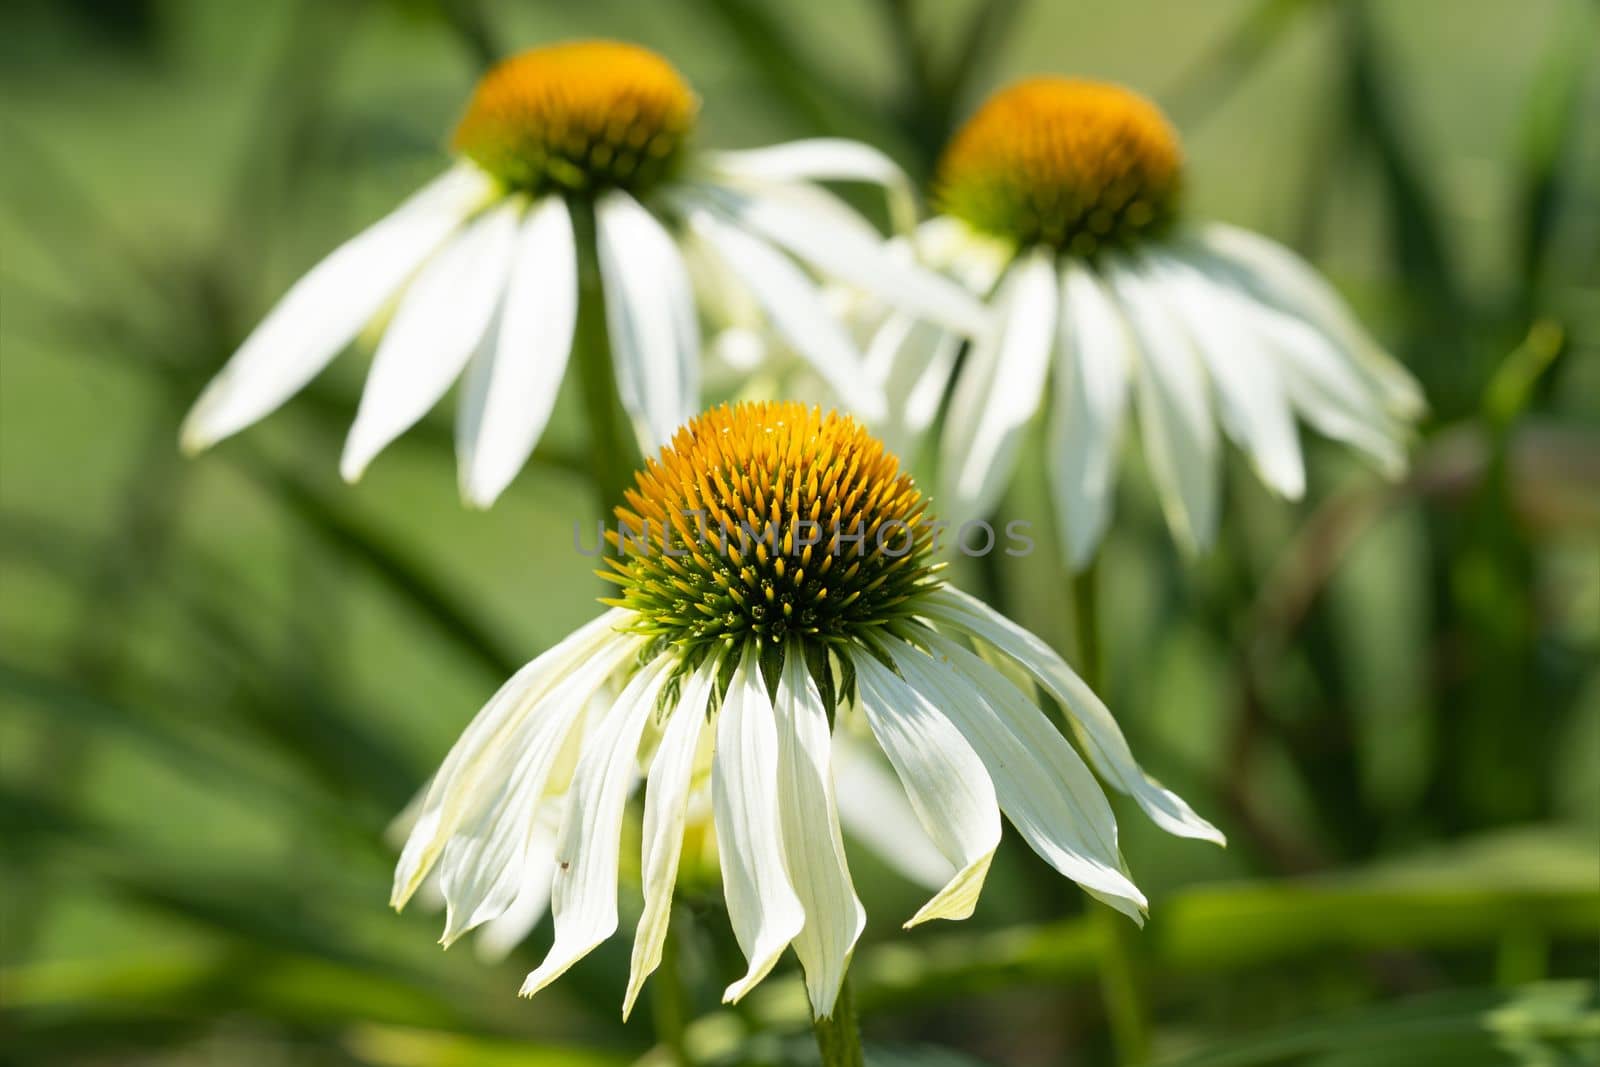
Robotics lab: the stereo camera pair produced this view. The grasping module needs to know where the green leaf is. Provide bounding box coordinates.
[345,1024,636,1067]
[243,454,523,679]
[1512,1,1595,302]
[1154,981,1599,1067]
[1163,0,1317,128]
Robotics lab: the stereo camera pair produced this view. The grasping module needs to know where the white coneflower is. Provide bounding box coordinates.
[855,77,1425,567]
[180,41,987,506]
[391,400,1220,1019]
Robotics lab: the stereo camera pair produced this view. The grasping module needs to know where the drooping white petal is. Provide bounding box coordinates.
[341,198,522,481]
[900,633,1147,922]
[521,655,674,997]
[596,190,700,451]
[684,205,886,422]
[1103,256,1221,553]
[1049,261,1135,570]
[940,251,1058,524]
[677,221,765,338]
[830,733,953,890]
[920,586,1226,846]
[851,648,1001,926]
[1231,291,1410,475]
[473,798,562,962]
[714,643,805,1003]
[704,138,920,234]
[455,196,578,507]
[181,165,494,453]
[867,312,963,458]
[861,308,913,384]
[1187,223,1425,420]
[1143,249,1305,499]
[1177,232,1409,473]
[435,633,644,945]
[733,181,889,249]
[774,646,864,1018]
[623,652,721,1020]
[686,183,989,338]
[392,610,630,908]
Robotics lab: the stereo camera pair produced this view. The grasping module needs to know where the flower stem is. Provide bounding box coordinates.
[1070,561,1102,691]
[1094,904,1150,1065]
[652,912,693,1066]
[569,196,642,517]
[1072,558,1151,1066]
[811,974,865,1067]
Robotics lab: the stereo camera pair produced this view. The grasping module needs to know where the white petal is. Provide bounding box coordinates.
[714,643,806,1003]
[1103,256,1221,553]
[850,648,1001,926]
[684,206,886,422]
[728,181,888,249]
[438,662,624,947]
[902,632,1147,922]
[685,183,989,338]
[435,634,643,945]
[596,190,700,451]
[521,655,673,997]
[920,585,1226,846]
[623,653,720,1020]
[341,198,521,481]
[1231,292,1409,474]
[1144,249,1305,499]
[391,610,630,909]
[705,138,920,234]
[473,799,561,962]
[678,222,764,334]
[456,196,578,508]
[1176,234,1408,473]
[916,217,1011,293]
[867,313,962,457]
[1188,223,1425,420]
[181,165,493,453]
[940,251,1058,523]
[831,733,953,890]
[774,646,864,1018]
[1049,261,1134,570]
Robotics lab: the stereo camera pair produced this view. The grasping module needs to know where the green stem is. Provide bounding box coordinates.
[1072,557,1151,1066]
[652,913,693,1066]
[1094,906,1150,1066]
[1070,561,1103,691]
[569,197,643,517]
[811,973,865,1067]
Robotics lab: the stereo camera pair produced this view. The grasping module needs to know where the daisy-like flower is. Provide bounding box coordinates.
[180,41,986,506]
[392,400,1220,1018]
[857,77,1425,567]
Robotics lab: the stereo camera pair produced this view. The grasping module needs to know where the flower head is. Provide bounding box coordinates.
[604,402,937,654]
[936,77,1182,255]
[181,41,988,507]
[453,41,697,195]
[392,401,1220,1019]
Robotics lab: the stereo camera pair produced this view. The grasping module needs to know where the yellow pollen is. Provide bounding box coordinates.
[935,77,1183,255]
[453,41,698,194]
[602,403,939,654]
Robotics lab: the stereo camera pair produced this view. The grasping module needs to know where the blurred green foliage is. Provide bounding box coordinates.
[1,1,1596,1065]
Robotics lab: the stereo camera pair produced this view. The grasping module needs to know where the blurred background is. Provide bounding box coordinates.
[1,1,1596,1064]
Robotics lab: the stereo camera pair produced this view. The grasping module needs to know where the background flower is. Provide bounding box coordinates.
[179,41,987,507]
[845,76,1428,569]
